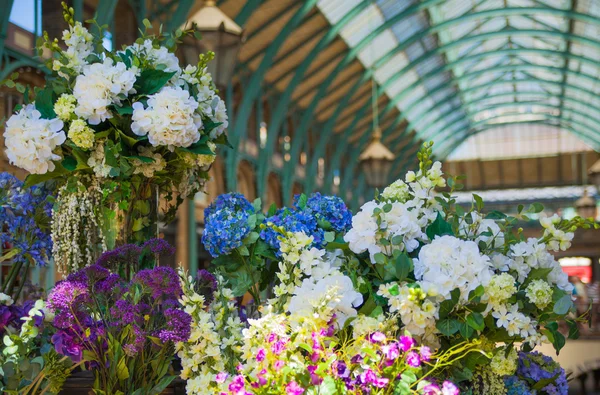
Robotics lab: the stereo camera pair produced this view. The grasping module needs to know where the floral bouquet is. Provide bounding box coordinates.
[0,172,53,301]
[47,240,191,394]
[2,3,229,274]
[191,143,590,394]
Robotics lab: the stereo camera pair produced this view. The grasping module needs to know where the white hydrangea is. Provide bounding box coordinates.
[132,146,166,178]
[381,179,410,202]
[377,283,438,336]
[414,235,494,303]
[53,22,94,75]
[4,104,66,174]
[288,272,363,327]
[204,95,229,138]
[344,200,426,263]
[131,86,202,148]
[525,279,553,309]
[126,39,180,73]
[73,58,137,124]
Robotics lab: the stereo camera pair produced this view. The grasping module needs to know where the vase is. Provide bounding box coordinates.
[101,182,160,250]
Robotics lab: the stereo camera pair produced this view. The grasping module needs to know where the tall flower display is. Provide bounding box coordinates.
[189,142,590,395]
[2,5,229,273]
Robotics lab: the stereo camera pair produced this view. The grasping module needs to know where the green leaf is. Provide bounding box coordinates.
[531,374,560,391]
[324,231,335,243]
[459,322,475,338]
[318,376,337,395]
[437,318,460,336]
[466,312,485,331]
[114,105,133,115]
[203,118,224,134]
[24,164,69,187]
[34,87,56,119]
[62,156,77,171]
[438,299,456,319]
[213,132,232,148]
[567,320,580,339]
[116,358,129,380]
[473,194,484,211]
[182,142,215,155]
[553,295,573,315]
[528,202,544,213]
[450,288,461,304]
[374,252,387,265]
[149,376,176,395]
[468,285,485,301]
[394,252,412,281]
[425,212,454,240]
[134,69,176,95]
[401,370,417,385]
[267,203,278,217]
[297,193,308,209]
[485,210,507,220]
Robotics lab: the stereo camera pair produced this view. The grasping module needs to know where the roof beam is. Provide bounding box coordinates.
[165,0,196,32]
[558,0,578,127]
[226,0,318,191]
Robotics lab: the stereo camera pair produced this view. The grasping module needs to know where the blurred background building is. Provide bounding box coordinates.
[2,1,600,392]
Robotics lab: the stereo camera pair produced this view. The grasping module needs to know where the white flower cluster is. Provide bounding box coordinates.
[540,213,574,251]
[53,22,93,75]
[344,162,444,263]
[131,86,202,148]
[127,39,180,73]
[491,304,544,346]
[51,180,106,273]
[177,271,244,395]
[377,283,438,337]
[86,141,113,178]
[485,273,517,309]
[507,238,572,293]
[271,231,314,303]
[414,236,494,303]
[4,104,66,174]
[525,279,553,309]
[459,212,505,249]
[73,58,138,125]
[0,292,14,306]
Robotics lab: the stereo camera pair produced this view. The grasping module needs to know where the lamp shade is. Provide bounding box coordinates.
[359,128,395,188]
[589,158,600,189]
[182,0,244,88]
[575,188,597,220]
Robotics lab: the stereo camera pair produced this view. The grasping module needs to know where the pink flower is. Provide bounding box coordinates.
[228,375,245,392]
[406,351,421,367]
[420,346,432,362]
[215,372,228,383]
[274,360,285,372]
[442,381,460,395]
[369,331,386,343]
[256,348,266,362]
[422,383,441,395]
[399,335,416,352]
[285,381,305,395]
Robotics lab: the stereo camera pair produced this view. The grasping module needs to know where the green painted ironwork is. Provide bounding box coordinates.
[94,0,119,29]
[188,200,198,273]
[0,0,15,62]
[165,0,195,32]
[235,0,264,26]
[255,1,370,198]
[226,0,318,192]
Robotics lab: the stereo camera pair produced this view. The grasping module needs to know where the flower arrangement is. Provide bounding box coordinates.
[0,173,53,301]
[191,142,591,394]
[47,241,191,394]
[2,3,229,273]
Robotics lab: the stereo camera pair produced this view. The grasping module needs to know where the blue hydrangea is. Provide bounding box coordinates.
[204,192,253,219]
[302,192,352,233]
[504,376,533,395]
[512,351,568,395]
[202,193,255,257]
[260,209,324,253]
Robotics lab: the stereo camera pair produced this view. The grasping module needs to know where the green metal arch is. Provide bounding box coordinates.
[310,40,600,196]
[279,0,448,202]
[255,1,370,199]
[0,58,46,80]
[226,0,318,191]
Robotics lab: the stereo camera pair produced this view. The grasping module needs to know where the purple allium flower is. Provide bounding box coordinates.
[285,381,305,395]
[442,381,460,395]
[406,351,421,367]
[420,346,432,362]
[399,335,416,352]
[142,238,175,256]
[96,244,142,273]
[156,308,191,343]
[48,280,90,329]
[133,266,182,300]
[110,300,139,326]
